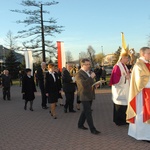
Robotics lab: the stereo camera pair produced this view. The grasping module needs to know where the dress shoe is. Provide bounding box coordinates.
[24,106,27,110]
[76,104,80,110]
[69,110,76,113]
[115,122,128,126]
[78,126,88,130]
[49,111,52,115]
[53,116,57,119]
[30,108,34,111]
[42,106,48,109]
[143,140,150,143]
[91,130,101,135]
[64,109,67,113]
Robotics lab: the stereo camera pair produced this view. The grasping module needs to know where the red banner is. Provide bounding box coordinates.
[57,41,62,72]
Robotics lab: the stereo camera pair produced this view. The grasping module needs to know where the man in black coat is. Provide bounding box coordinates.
[37,62,48,109]
[94,65,102,82]
[2,70,12,100]
[62,63,76,113]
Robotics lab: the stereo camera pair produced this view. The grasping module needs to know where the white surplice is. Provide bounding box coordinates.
[128,78,150,140]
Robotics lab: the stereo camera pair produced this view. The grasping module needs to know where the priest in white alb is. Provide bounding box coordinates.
[126,47,150,141]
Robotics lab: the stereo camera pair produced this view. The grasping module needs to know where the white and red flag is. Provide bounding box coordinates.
[57,41,66,72]
[24,50,33,75]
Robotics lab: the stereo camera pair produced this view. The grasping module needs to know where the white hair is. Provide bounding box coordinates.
[41,62,46,66]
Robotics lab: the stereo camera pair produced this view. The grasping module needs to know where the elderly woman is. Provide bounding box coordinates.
[22,68,37,111]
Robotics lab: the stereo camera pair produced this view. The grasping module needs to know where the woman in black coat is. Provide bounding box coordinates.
[22,68,37,111]
[45,64,61,119]
[54,67,64,106]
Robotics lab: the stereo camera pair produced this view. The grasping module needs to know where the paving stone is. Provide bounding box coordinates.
[0,86,150,150]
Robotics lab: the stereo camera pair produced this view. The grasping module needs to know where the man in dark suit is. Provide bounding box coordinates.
[2,70,12,100]
[62,63,76,113]
[94,65,102,82]
[37,62,48,109]
[75,58,101,135]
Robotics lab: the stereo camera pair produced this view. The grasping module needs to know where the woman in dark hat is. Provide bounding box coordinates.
[22,68,37,111]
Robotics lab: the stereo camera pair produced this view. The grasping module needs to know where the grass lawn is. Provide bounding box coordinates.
[106,75,110,84]
[12,79,20,85]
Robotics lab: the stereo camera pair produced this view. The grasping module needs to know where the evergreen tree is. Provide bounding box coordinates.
[113,46,122,64]
[5,51,20,79]
[11,0,63,62]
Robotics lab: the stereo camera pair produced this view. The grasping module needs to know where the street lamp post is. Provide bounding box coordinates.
[79,53,81,66]
[101,46,103,54]
[101,46,104,66]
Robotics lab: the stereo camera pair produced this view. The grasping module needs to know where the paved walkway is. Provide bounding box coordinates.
[0,85,149,150]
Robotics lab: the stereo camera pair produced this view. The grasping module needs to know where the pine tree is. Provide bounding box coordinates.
[5,51,21,79]
[11,0,63,62]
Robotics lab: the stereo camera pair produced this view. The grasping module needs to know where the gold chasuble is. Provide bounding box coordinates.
[126,59,150,124]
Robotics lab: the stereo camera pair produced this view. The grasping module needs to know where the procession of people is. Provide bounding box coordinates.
[1,46,150,141]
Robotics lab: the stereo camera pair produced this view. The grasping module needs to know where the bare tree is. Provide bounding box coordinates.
[4,30,17,50]
[11,0,64,62]
[87,45,95,68]
[65,50,73,63]
[79,51,88,59]
[95,53,104,65]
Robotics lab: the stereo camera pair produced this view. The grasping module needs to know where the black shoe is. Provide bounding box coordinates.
[69,110,76,113]
[115,122,128,126]
[53,116,57,119]
[64,109,67,113]
[143,140,150,143]
[42,106,48,109]
[30,108,34,111]
[91,130,101,135]
[49,111,53,116]
[76,104,80,110]
[78,126,88,130]
[24,106,27,110]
